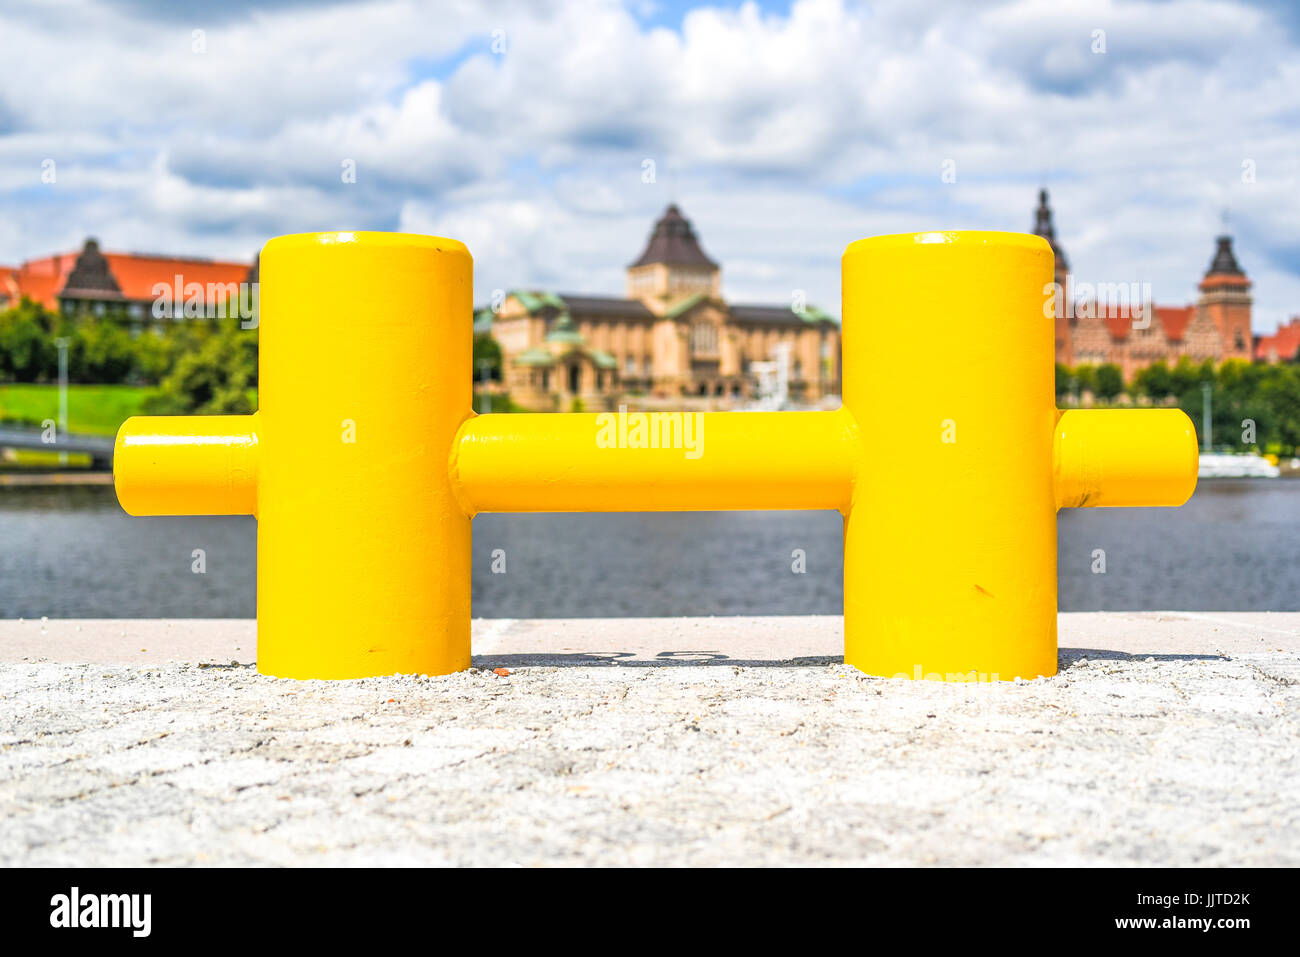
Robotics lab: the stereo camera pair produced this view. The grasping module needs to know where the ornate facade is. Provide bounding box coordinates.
[1035,190,1256,379]
[482,204,841,410]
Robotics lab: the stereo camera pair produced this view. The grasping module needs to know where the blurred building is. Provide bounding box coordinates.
[1035,190,1260,378]
[482,204,841,410]
[0,239,253,323]
[1254,317,1300,363]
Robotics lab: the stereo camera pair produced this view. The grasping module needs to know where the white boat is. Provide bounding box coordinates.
[1198,452,1280,478]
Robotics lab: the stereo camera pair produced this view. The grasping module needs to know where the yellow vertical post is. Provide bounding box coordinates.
[255,232,472,678]
[841,232,1059,681]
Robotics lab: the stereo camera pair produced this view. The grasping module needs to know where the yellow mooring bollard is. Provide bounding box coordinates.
[114,230,1198,681]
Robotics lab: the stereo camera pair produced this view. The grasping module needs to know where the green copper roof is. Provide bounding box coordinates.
[544,312,585,344]
[514,347,557,366]
[512,290,567,314]
[664,292,708,319]
[800,305,838,325]
[587,348,618,369]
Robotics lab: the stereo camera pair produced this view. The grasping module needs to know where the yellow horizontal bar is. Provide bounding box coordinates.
[451,408,859,515]
[114,413,260,516]
[1054,408,1198,509]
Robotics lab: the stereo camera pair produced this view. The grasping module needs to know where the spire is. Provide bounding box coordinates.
[62,238,123,299]
[629,204,718,269]
[1032,188,1069,272]
[1205,235,1244,278]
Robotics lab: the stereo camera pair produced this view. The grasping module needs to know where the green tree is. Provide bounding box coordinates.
[1054,363,1071,400]
[0,298,57,382]
[1072,363,1098,395]
[1095,363,1123,401]
[1133,360,1172,398]
[1168,356,1209,396]
[142,318,257,415]
[1259,364,1300,453]
[129,328,175,384]
[473,333,502,383]
[69,319,135,383]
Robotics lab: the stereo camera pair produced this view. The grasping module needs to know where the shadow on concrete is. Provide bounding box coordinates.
[475,649,1231,670]
[191,650,1228,674]
[472,652,843,669]
[1059,647,1227,663]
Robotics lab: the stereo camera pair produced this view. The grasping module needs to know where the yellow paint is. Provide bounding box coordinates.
[114,414,259,516]
[1054,408,1199,508]
[452,409,857,514]
[114,229,1199,682]
[842,231,1060,680]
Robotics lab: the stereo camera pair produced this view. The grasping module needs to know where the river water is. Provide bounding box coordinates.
[0,480,1295,618]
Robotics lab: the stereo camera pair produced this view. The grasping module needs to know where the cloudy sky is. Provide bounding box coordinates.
[0,0,1297,331]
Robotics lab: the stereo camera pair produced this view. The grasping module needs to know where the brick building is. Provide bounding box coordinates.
[1,238,253,324]
[1035,190,1259,379]
[483,204,841,410]
[1254,317,1300,363]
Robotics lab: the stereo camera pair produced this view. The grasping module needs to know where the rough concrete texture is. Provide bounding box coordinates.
[1,613,1297,866]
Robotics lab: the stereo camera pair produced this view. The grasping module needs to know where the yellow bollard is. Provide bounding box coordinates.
[114,229,1198,681]
[118,231,473,678]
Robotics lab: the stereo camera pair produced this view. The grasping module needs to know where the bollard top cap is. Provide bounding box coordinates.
[843,230,1051,261]
[263,231,470,259]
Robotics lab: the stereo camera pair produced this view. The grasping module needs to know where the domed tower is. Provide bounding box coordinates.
[1197,235,1252,361]
[626,204,720,307]
[1033,189,1072,365]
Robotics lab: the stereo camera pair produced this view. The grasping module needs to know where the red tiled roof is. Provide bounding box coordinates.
[8,254,78,309]
[1155,305,1194,341]
[1101,311,1132,340]
[103,253,249,302]
[1096,303,1192,342]
[1255,318,1300,362]
[4,248,250,309]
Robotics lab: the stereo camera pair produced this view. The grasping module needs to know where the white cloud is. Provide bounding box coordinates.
[0,0,1296,330]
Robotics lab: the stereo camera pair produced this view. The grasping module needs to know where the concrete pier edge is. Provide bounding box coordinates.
[1,613,1297,866]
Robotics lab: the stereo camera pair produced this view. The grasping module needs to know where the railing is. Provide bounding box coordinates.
[0,426,115,469]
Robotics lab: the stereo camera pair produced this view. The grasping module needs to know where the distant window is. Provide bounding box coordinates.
[624,355,636,374]
[691,321,717,355]
[643,356,652,376]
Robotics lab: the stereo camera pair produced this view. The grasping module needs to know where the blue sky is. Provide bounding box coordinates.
[0,0,1297,331]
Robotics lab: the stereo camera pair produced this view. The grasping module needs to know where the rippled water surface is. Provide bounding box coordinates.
[1,480,1295,618]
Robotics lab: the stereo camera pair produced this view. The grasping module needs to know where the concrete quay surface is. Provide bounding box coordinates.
[1,612,1297,867]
